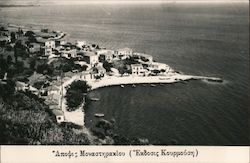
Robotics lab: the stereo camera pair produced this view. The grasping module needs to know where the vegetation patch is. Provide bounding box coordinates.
[65,80,90,111]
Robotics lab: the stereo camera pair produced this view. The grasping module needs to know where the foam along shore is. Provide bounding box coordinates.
[87,73,223,90]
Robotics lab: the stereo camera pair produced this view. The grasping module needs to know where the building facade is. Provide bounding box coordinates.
[131,64,145,76]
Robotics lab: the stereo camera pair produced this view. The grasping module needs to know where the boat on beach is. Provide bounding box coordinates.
[94,113,105,117]
[90,98,100,101]
[150,84,157,87]
[132,84,136,87]
[120,85,124,88]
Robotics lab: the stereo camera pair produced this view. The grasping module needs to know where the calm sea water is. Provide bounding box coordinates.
[0,3,249,145]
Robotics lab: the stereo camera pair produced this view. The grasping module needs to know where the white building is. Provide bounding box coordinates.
[148,62,173,74]
[116,47,133,59]
[131,64,145,76]
[51,109,65,123]
[97,49,114,62]
[133,53,153,63]
[61,49,77,58]
[76,41,87,49]
[15,81,29,91]
[45,40,55,49]
[96,65,106,77]
[44,48,53,56]
[59,40,67,46]
[81,71,92,80]
[83,51,99,67]
[47,85,60,96]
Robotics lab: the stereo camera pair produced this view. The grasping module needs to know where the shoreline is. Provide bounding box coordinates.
[59,72,223,126]
[87,73,223,90]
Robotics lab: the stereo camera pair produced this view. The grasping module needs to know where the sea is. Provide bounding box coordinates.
[0,3,249,145]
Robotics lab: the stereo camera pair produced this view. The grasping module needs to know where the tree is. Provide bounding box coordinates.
[30,58,36,70]
[103,61,112,72]
[0,57,8,72]
[17,27,23,37]
[10,32,16,43]
[28,35,37,43]
[7,55,12,65]
[36,64,53,75]
[152,69,160,75]
[0,26,5,31]
[65,80,90,111]
[24,31,35,37]
[0,79,15,100]
[14,45,18,63]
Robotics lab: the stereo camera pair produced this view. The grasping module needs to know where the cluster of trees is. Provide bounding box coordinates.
[124,56,140,65]
[0,79,15,100]
[51,58,87,73]
[0,91,90,145]
[36,63,53,75]
[90,118,149,145]
[0,54,12,73]
[103,61,112,72]
[65,80,90,111]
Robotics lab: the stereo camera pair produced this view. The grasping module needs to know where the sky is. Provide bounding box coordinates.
[0,0,248,5]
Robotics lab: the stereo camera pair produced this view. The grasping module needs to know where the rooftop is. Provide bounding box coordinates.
[134,53,152,58]
[131,64,143,68]
[51,109,64,116]
[117,47,133,52]
[83,51,97,57]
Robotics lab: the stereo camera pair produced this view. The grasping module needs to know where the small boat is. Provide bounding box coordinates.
[120,85,124,88]
[132,84,136,87]
[206,78,223,83]
[94,113,104,117]
[90,98,100,101]
[150,84,156,87]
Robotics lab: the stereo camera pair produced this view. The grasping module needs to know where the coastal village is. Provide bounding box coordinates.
[0,24,222,126]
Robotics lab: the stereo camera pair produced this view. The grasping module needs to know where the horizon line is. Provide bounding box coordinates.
[1,0,248,6]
